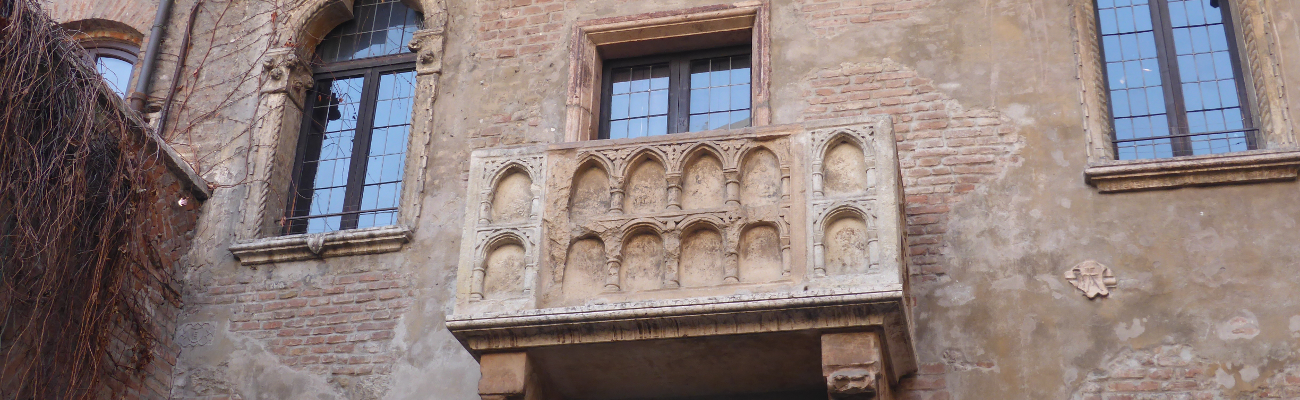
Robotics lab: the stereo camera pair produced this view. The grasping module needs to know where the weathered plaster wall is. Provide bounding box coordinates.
[48,0,1300,398]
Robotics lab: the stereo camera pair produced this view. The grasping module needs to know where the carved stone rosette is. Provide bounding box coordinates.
[450,116,914,399]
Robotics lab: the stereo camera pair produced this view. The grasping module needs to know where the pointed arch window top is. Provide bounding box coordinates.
[315,0,422,63]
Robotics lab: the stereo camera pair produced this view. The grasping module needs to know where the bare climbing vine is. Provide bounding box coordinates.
[0,0,163,398]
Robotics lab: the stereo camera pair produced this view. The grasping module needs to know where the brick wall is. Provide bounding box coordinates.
[198,270,416,376]
[98,143,203,399]
[801,59,1023,283]
[468,0,568,146]
[1072,345,1300,399]
[795,0,938,37]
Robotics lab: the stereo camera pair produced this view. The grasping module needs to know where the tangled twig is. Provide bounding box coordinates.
[0,1,163,398]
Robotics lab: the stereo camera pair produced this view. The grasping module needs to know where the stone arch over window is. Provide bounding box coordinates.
[61,19,144,98]
[229,0,449,265]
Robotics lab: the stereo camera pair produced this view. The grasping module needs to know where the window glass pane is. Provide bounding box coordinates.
[1165,0,1250,156]
[315,0,422,63]
[688,54,752,132]
[94,56,133,97]
[287,69,413,234]
[1097,0,1174,160]
[605,63,669,139]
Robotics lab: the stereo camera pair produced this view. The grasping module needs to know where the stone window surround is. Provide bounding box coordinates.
[229,0,447,266]
[564,2,772,142]
[1072,0,1300,192]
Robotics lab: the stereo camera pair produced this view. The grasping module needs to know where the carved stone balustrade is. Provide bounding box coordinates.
[448,115,915,400]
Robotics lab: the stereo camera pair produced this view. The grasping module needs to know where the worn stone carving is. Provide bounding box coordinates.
[1065,260,1117,299]
[452,115,914,384]
[457,147,547,311]
[827,367,879,399]
[176,322,215,347]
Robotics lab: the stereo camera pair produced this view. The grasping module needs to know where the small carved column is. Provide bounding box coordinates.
[523,247,537,295]
[478,352,559,400]
[780,235,793,277]
[478,192,493,224]
[604,255,622,291]
[724,251,740,284]
[529,183,542,221]
[813,241,827,276]
[811,160,825,197]
[665,174,683,210]
[723,169,741,206]
[780,165,792,202]
[822,331,893,400]
[609,179,625,215]
[662,232,681,288]
[470,260,487,301]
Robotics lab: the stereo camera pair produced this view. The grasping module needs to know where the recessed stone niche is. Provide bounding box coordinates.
[490,168,533,224]
[682,151,727,210]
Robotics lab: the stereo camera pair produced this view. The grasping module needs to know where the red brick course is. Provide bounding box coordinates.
[802,60,1023,282]
[794,0,939,37]
[198,271,416,376]
[100,148,203,400]
[475,0,567,61]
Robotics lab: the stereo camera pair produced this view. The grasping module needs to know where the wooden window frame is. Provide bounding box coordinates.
[1094,0,1257,158]
[284,53,416,235]
[598,45,751,139]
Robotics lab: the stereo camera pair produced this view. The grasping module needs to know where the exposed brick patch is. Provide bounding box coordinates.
[1072,345,1221,399]
[1251,365,1300,399]
[198,271,416,376]
[801,60,1024,281]
[794,0,938,38]
[474,0,567,61]
[100,145,202,400]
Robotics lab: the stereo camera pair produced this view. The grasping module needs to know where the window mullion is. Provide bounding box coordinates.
[669,58,689,134]
[1151,0,1194,156]
[341,68,381,230]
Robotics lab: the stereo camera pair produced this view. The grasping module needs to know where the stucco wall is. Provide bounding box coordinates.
[47,0,1300,398]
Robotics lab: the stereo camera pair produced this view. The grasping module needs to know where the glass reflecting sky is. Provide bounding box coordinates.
[95,56,132,97]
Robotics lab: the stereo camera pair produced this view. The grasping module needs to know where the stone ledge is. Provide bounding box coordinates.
[447,289,915,379]
[229,225,411,266]
[1085,149,1300,192]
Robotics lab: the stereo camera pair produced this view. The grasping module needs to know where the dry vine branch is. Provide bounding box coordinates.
[0,0,165,398]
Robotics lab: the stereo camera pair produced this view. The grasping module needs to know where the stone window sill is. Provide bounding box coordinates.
[1085,149,1300,192]
[229,225,412,266]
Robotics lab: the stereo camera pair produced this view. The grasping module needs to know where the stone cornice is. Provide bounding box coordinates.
[447,288,915,380]
[229,225,411,265]
[1085,149,1300,192]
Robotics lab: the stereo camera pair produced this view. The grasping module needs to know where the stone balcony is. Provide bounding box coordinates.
[447,115,915,400]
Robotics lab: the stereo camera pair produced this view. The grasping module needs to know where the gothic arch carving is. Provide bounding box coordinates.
[471,230,536,301]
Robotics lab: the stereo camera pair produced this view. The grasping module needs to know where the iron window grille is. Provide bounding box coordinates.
[284,0,421,235]
[600,46,753,140]
[1095,0,1256,160]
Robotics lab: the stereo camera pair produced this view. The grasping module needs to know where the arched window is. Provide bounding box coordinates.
[83,40,138,97]
[284,0,422,235]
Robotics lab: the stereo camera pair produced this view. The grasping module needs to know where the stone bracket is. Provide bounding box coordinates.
[229,225,411,265]
[1085,149,1300,192]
